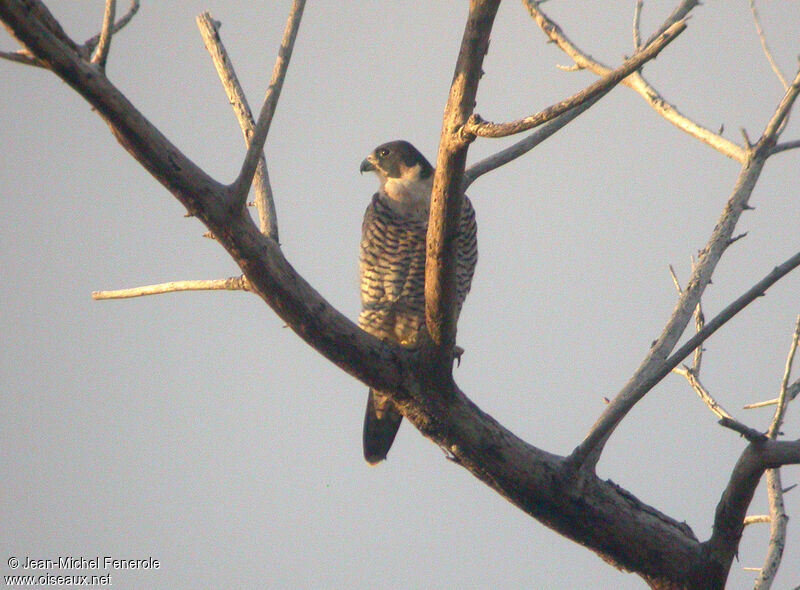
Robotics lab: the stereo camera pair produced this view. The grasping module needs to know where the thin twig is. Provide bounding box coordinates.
[83,0,139,55]
[524,0,747,162]
[462,93,602,190]
[231,0,305,208]
[753,469,788,590]
[461,20,686,139]
[717,417,767,443]
[744,379,800,409]
[2,0,139,69]
[744,398,779,410]
[90,0,116,68]
[749,0,789,91]
[744,515,772,526]
[632,0,643,51]
[759,66,800,148]
[768,315,800,438]
[197,13,278,241]
[92,276,250,300]
[672,366,738,422]
[0,48,42,66]
[569,249,800,472]
[770,138,800,156]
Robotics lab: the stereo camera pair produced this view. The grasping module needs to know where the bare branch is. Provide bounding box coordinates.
[82,0,139,55]
[461,20,686,139]
[768,315,800,438]
[197,12,278,241]
[706,440,800,573]
[524,0,747,162]
[92,276,250,300]
[424,0,500,366]
[744,515,772,526]
[632,0,643,50]
[568,153,780,472]
[673,367,763,440]
[0,48,42,66]
[717,417,767,443]
[641,0,698,48]
[462,93,601,190]
[231,0,304,209]
[2,0,138,69]
[770,138,800,155]
[759,66,800,148]
[749,0,790,91]
[753,469,789,589]
[90,0,116,68]
[745,379,800,409]
[0,0,411,397]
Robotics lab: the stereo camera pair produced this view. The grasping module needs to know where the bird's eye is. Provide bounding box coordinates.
[378,148,390,157]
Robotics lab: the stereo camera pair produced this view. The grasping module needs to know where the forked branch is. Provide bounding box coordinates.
[524,0,747,162]
[461,20,685,139]
[230,0,305,208]
[197,12,278,241]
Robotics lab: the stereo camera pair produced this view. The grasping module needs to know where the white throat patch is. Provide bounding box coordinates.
[379,163,432,217]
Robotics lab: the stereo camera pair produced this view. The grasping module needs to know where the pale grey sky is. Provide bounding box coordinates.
[2,2,799,588]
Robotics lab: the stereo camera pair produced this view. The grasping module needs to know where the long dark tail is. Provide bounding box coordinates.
[363,389,403,464]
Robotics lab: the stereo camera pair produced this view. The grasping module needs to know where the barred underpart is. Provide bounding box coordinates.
[358,193,478,347]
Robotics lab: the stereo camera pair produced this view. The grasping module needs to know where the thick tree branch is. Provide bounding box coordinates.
[5,3,800,589]
[0,0,410,399]
[461,20,686,139]
[230,0,304,210]
[1,0,138,68]
[568,67,800,472]
[197,12,278,241]
[569,155,766,472]
[424,0,500,367]
[704,439,800,581]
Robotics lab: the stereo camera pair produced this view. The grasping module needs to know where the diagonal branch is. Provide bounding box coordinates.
[768,315,800,438]
[705,439,800,579]
[759,65,800,147]
[749,0,790,91]
[0,0,410,397]
[230,0,304,209]
[90,0,115,68]
[567,67,800,472]
[461,20,686,139]
[82,0,138,55]
[1,0,139,68]
[462,93,601,190]
[570,247,800,473]
[524,0,747,162]
[197,12,278,241]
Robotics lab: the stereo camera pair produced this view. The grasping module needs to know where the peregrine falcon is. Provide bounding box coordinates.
[358,140,478,464]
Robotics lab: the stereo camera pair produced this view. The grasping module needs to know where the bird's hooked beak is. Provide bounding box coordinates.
[360,155,377,174]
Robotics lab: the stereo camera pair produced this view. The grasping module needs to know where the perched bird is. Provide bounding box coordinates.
[358,140,478,463]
